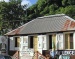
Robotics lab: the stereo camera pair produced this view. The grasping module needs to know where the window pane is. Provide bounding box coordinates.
[70,33,73,49]
[15,37,17,47]
[49,35,52,49]
[29,36,33,48]
[15,37,20,47]
[65,34,68,49]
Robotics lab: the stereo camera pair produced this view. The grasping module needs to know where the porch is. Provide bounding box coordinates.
[10,50,75,59]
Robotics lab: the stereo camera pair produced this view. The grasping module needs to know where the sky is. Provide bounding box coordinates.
[0,0,38,6]
[21,0,38,6]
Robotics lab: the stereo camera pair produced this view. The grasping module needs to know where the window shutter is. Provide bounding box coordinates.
[56,34,64,50]
[42,35,47,50]
[38,35,43,49]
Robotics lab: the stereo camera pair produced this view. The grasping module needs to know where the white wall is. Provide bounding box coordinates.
[10,37,15,50]
[73,33,75,49]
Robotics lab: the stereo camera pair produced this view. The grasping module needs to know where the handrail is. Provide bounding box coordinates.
[34,51,48,59]
[13,51,19,59]
[37,51,47,59]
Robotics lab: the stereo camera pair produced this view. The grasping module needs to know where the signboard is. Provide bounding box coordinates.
[56,50,75,55]
[20,49,34,56]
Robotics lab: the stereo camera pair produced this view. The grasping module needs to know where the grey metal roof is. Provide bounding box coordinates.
[5,14,75,35]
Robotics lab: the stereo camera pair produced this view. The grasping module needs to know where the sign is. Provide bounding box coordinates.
[20,49,34,56]
[57,50,75,55]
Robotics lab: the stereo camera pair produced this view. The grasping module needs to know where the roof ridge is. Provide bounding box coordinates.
[37,14,65,19]
[65,16,75,22]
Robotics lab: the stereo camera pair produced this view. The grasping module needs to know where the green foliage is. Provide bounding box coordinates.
[67,0,75,5]
[49,4,58,15]
[62,0,75,6]
[37,0,47,12]
[55,7,65,14]
[62,0,68,6]
[27,0,75,20]
[64,5,75,17]
[40,6,49,16]
[55,5,75,18]
[0,1,26,35]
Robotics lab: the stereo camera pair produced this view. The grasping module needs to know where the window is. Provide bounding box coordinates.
[65,33,73,49]
[15,37,20,47]
[65,34,68,49]
[28,36,33,48]
[49,35,52,49]
[70,33,73,49]
[23,37,28,43]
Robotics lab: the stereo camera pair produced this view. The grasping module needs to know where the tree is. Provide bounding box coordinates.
[67,0,75,5]
[49,4,58,15]
[64,5,75,18]
[0,1,27,35]
[62,0,68,6]
[27,0,75,20]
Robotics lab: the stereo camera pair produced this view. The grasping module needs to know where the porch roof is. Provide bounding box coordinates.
[5,14,75,35]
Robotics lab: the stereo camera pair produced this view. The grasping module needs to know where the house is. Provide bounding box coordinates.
[5,14,75,59]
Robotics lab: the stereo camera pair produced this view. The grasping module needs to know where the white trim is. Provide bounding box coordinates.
[73,33,75,49]
[37,14,65,19]
[65,16,75,22]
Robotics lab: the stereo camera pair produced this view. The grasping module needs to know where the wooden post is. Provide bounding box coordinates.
[36,51,38,59]
[68,34,70,49]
